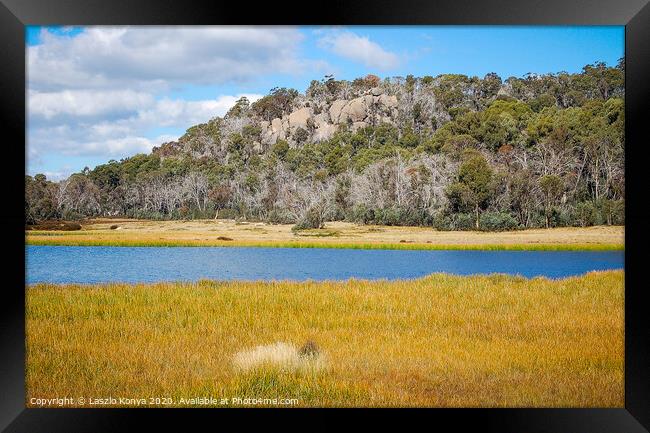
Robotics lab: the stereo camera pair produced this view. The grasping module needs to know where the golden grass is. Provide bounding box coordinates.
[26,219,625,251]
[26,271,624,408]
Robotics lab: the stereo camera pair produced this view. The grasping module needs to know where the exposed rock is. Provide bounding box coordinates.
[378,94,398,109]
[313,123,338,141]
[313,112,330,125]
[351,121,368,131]
[329,100,347,124]
[271,118,283,134]
[342,96,368,123]
[288,107,311,130]
[258,89,401,146]
[260,121,276,145]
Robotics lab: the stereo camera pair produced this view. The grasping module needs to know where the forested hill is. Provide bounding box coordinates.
[26,60,625,231]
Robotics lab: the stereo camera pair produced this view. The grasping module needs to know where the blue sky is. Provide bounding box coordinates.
[26,26,624,179]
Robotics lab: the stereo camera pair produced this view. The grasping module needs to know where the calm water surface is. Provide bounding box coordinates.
[26,246,624,284]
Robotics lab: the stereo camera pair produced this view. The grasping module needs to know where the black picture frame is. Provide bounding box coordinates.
[2,0,648,431]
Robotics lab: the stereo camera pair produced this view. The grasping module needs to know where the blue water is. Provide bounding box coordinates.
[25,245,624,284]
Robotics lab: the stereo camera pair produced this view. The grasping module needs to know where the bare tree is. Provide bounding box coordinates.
[183,171,209,212]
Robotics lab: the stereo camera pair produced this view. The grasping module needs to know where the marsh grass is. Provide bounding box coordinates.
[26,271,624,407]
[26,237,622,251]
[232,341,325,373]
[25,221,624,251]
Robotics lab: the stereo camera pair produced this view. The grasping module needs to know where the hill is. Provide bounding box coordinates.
[26,61,625,231]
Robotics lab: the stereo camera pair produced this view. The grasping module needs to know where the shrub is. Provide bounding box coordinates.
[433,212,475,231]
[596,199,624,225]
[479,212,519,231]
[61,209,84,221]
[572,201,602,227]
[110,224,119,230]
[266,209,294,224]
[293,209,325,231]
[293,127,309,144]
[349,205,374,225]
[452,213,476,231]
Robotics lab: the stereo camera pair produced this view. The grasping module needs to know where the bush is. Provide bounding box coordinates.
[110,224,119,230]
[479,212,519,231]
[61,209,84,221]
[572,201,602,227]
[292,208,325,231]
[571,199,624,227]
[349,205,433,227]
[596,199,624,225]
[349,205,375,225]
[452,213,476,230]
[434,212,475,231]
[298,340,320,358]
[266,209,294,224]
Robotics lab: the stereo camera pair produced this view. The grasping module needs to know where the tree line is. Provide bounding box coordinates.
[26,60,624,231]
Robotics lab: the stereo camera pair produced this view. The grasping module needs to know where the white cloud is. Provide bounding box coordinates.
[29,123,169,159]
[136,94,263,127]
[28,93,263,160]
[28,26,310,91]
[25,26,302,176]
[317,29,400,71]
[29,89,154,119]
[19,22,391,186]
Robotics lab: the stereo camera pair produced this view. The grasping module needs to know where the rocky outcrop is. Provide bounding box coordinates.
[288,107,311,130]
[260,87,399,147]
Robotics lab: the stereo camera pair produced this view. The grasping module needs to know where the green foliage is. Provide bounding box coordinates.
[529,93,556,112]
[398,128,420,148]
[251,87,299,121]
[479,212,519,231]
[226,96,250,118]
[272,140,290,160]
[447,150,495,229]
[478,100,533,150]
[26,61,625,231]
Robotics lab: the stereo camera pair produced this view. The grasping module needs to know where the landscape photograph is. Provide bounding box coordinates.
[25,25,624,407]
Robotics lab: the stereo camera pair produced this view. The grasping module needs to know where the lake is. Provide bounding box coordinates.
[25,245,624,284]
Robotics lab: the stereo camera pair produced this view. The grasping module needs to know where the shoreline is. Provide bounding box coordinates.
[26,269,624,288]
[26,238,624,251]
[25,220,625,251]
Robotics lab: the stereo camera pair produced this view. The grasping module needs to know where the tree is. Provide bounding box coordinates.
[446,150,495,229]
[26,62,625,230]
[251,87,299,121]
[182,171,209,212]
[291,180,334,230]
[581,61,624,100]
[539,174,564,228]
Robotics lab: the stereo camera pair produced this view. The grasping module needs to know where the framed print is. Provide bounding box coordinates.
[2,0,649,431]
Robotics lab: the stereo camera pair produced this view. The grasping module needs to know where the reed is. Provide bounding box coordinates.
[26,270,624,407]
[26,235,624,251]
